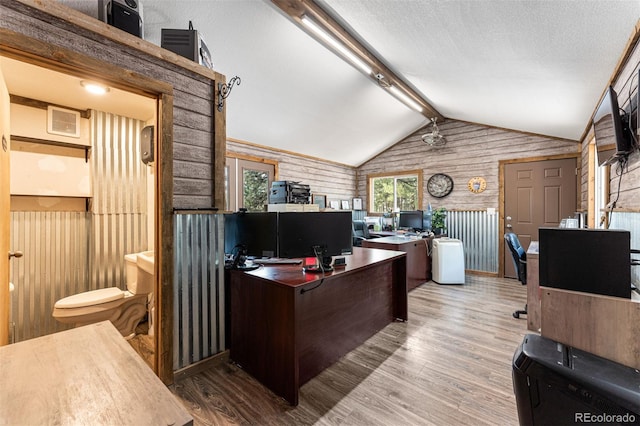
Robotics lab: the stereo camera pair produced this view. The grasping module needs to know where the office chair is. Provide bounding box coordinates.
[504,232,527,319]
[352,219,379,247]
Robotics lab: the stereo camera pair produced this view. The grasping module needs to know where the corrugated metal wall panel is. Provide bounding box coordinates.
[9,211,89,341]
[609,211,640,286]
[90,111,148,290]
[447,210,498,273]
[92,112,147,214]
[173,213,225,370]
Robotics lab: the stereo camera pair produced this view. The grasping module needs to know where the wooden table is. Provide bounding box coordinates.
[230,247,407,405]
[362,235,431,290]
[0,321,193,425]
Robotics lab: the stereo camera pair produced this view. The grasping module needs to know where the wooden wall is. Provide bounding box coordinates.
[580,23,640,211]
[227,139,356,207]
[228,121,581,215]
[357,119,579,212]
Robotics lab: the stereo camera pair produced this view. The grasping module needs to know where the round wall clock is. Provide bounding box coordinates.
[467,177,487,194]
[427,173,454,198]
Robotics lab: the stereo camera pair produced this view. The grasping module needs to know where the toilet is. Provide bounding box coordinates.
[52,251,154,338]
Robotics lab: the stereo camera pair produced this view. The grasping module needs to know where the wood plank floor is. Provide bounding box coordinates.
[170,275,530,425]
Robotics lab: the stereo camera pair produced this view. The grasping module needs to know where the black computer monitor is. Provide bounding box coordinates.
[539,227,631,299]
[398,210,423,232]
[224,212,278,258]
[278,211,353,259]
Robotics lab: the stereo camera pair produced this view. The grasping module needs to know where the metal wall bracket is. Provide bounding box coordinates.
[217,76,241,112]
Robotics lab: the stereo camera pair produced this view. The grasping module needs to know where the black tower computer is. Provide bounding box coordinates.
[512,334,640,425]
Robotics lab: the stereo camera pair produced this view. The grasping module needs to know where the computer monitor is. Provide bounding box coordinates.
[398,210,423,232]
[224,212,278,258]
[278,211,353,259]
[539,227,631,299]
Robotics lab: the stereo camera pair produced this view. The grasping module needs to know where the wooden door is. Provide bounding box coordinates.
[504,157,577,278]
[0,65,10,345]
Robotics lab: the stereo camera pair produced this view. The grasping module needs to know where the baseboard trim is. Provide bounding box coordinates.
[173,350,230,382]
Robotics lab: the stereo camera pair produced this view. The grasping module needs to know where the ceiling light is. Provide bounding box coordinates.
[81,81,110,95]
[389,85,423,112]
[301,15,372,75]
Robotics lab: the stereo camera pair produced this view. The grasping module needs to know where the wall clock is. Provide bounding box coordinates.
[467,177,487,194]
[427,173,454,198]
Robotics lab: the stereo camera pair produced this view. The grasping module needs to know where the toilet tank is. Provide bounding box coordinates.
[124,251,154,295]
[124,253,138,287]
[132,251,154,295]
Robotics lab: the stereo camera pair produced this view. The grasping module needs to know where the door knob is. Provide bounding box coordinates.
[8,251,23,259]
[506,224,513,229]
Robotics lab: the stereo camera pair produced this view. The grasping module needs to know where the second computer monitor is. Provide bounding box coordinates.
[225,212,278,258]
[278,211,353,258]
[398,210,424,232]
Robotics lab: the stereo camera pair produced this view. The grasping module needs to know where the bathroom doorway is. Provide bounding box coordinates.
[0,51,167,376]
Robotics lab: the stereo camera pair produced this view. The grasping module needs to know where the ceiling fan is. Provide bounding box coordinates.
[421,118,446,147]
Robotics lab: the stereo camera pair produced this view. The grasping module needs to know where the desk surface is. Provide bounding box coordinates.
[0,321,193,426]
[243,246,406,288]
[368,235,429,244]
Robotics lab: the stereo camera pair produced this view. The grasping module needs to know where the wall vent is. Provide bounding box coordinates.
[47,106,80,138]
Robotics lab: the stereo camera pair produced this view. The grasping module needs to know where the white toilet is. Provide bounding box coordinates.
[52,251,154,338]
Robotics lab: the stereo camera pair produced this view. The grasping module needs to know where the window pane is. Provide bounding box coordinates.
[370,174,419,213]
[372,177,394,213]
[397,177,418,210]
[243,169,269,211]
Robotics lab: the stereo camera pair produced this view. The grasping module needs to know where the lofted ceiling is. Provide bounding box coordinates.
[41,1,640,166]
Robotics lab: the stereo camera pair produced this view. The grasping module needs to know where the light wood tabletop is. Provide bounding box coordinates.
[0,321,193,425]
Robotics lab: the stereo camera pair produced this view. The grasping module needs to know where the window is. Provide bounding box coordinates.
[588,138,611,229]
[226,155,276,212]
[368,170,422,214]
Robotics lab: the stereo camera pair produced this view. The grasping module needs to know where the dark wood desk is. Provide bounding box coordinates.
[0,321,193,425]
[230,247,407,405]
[362,235,431,290]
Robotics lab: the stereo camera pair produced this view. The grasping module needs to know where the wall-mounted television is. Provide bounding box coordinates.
[593,86,633,166]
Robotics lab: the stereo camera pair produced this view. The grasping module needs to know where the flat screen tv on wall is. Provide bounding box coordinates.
[593,86,633,166]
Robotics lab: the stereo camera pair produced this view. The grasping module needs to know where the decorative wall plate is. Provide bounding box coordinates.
[467,177,487,193]
[427,173,454,198]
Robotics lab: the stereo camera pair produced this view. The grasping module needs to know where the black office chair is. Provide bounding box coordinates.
[352,219,379,247]
[504,232,527,319]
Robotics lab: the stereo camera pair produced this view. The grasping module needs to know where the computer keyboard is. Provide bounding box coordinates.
[253,258,302,265]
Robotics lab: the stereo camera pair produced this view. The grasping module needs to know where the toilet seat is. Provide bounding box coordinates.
[54,287,124,309]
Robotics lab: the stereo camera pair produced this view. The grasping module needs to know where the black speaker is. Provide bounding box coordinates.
[99,0,143,38]
[141,125,154,165]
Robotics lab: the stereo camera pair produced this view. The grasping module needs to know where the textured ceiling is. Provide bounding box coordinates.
[321,0,640,142]
[40,1,640,166]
